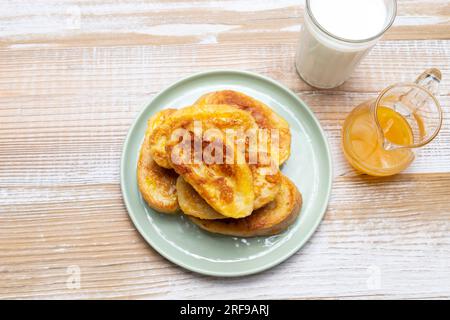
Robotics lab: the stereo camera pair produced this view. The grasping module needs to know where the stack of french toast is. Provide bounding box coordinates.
[137,90,302,237]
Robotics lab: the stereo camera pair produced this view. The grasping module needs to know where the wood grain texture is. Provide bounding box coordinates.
[0,0,449,299]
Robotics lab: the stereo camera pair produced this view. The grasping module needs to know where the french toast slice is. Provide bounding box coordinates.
[149,104,258,169]
[189,175,302,237]
[149,103,280,209]
[176,177,227,220]
[166,133,255,219]
[137,109,179,213]
[196,90,291,165]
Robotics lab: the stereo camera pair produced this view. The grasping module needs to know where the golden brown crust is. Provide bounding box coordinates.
[189,175,302,237]
[137,110,179,213]
[176,176,228,220]
[196,90,291,165]
[148,108,177,133]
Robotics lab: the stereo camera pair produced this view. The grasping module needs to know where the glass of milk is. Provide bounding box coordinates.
[295,0,397,89]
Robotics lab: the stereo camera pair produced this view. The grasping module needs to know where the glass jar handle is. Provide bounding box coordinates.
[399,68,441,111]
[381,69,442,151]
[414,68,441,95]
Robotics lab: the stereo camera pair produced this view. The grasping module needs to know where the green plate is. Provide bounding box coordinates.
[121,70,332,276]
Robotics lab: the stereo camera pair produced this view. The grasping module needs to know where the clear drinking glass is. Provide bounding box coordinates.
[295,0,397,89]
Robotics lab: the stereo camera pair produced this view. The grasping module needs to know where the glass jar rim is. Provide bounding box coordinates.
[306,0,397,44]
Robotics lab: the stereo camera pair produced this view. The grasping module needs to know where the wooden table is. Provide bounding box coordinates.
[1,0,449,300]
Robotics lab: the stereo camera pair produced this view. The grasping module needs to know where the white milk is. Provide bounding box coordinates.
[295,0,395,89]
